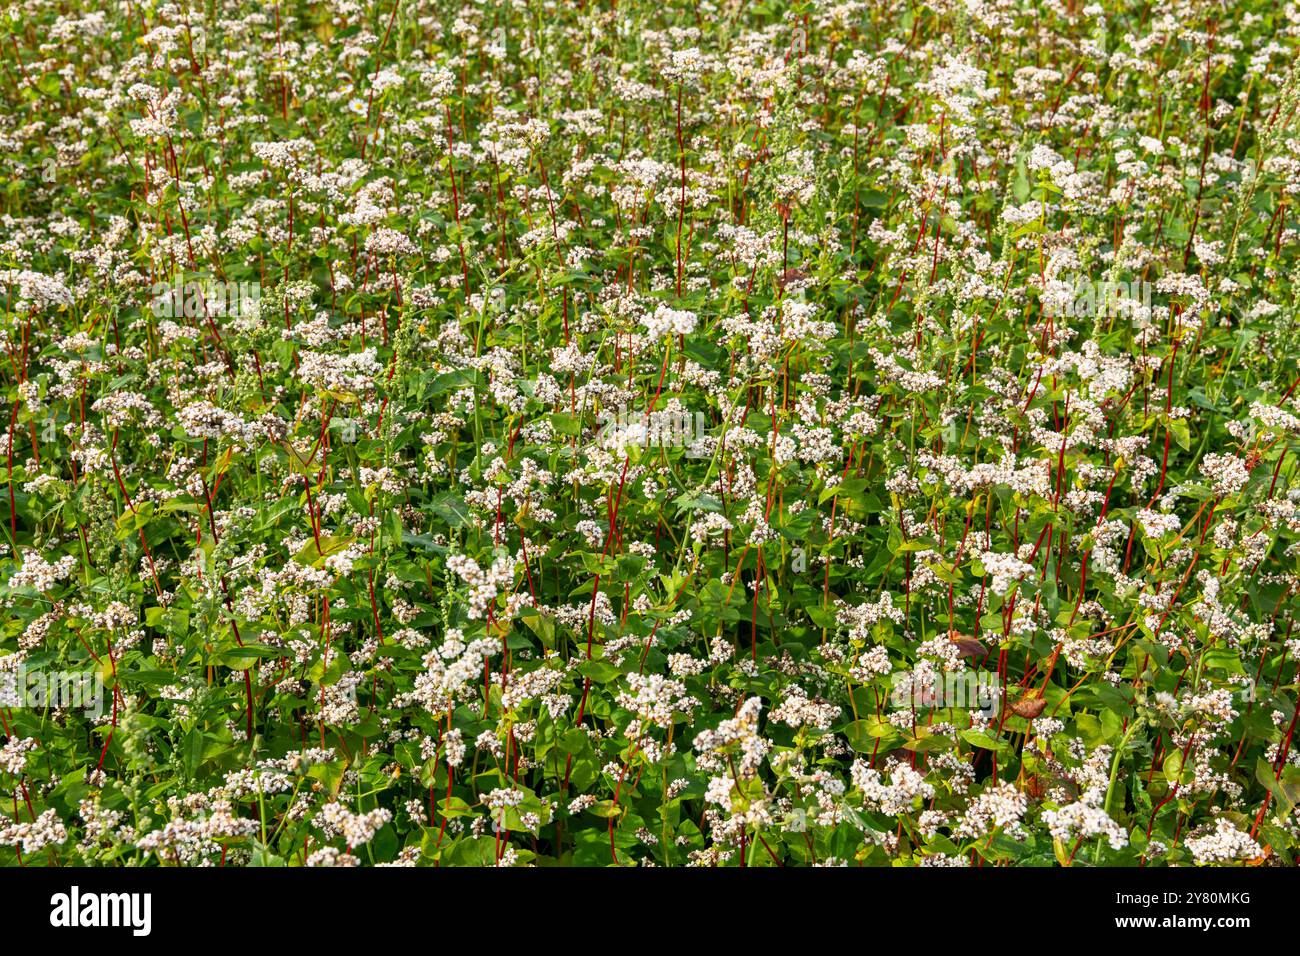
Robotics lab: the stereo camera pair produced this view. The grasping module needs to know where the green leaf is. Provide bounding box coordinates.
[429,492,471,528]
[550,412,583,437]
[578,660,622,683]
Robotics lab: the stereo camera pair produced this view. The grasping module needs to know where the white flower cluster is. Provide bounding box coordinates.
[296,348,382,395]
[1184,818,1262,864]
[446,552,517,620]
[479,787,525,809]
[1199,453,1250,497]
[0,736,36,774]
[694,696,768,776]
[770,686,840,730]
[1040,788,1128,850]
[954,781,1028,840]
[1136,508,1181,539]
[836,592,904,640]
[315,802,393,847]
[641,304,698,340]
[0,268,75,310]
[0,809,68,854]
[616,673,697,730]
[978,550,1036,594]
[9,551,78,591]
[852,761,935,816]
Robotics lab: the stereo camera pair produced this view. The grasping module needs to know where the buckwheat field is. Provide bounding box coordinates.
[1,0,1299,869]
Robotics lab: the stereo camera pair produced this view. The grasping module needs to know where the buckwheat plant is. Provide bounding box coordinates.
[0,0,1297,868]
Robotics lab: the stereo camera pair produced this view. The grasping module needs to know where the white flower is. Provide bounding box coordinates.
[641,304,698,339]
[1041,788,1128,850]
[1199,453,1250,497]
[1185,819,1261,864]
